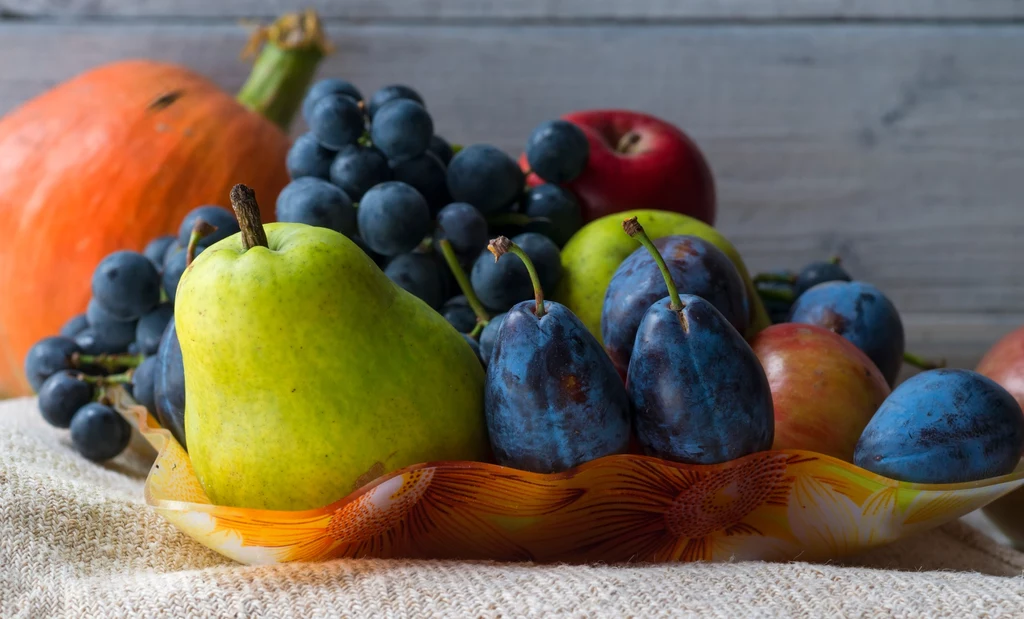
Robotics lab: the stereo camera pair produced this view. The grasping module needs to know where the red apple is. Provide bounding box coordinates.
[977,326,1024,546]
[750,323,891,462]
[977,325,1024,410]
[518,109,716,225]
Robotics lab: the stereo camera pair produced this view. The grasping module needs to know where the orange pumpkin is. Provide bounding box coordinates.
[0,12,330,396]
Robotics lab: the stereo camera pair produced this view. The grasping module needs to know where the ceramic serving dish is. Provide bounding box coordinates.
[110,388,1024,566]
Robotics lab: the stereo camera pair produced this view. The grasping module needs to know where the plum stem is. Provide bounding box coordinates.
[229,184,269,251]
[903,351,946,370]
[754,272,796,285]
[438,239,491,325]
[185,218,217,267]
[72,352,145,373]
[622,217,682,311]
[488,236,546,318]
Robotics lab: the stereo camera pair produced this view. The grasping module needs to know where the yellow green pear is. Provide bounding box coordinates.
[176,185,487,511]
[553,209,770,342]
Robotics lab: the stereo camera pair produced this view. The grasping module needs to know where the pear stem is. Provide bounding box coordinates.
[488,236,546,318]
[438,239,491,325]
[72,353,145,373]
[229,184,269,251]
[622,217,682,311]
[186,218,217,266]
[903,351,946,370]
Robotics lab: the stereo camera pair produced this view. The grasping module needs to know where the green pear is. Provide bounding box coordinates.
[176,185,487,511]
[553,209,770,343]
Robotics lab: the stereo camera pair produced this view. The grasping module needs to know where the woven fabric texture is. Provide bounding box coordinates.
[2,396,1024,618]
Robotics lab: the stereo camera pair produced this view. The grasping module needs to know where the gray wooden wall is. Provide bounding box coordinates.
[2,1,1022,370]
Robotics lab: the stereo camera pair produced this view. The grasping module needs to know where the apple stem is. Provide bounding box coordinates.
[488,236,546,318]
[186,218,217,267]
[437,238,491,325]
[229,184,269,251]
[903,351,946,371]
[622,217,683,311]
[72,352,145,373]
[754,272,796,285]
[616,131,642,154]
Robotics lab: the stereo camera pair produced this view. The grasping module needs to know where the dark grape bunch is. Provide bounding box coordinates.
[278,78,593,367]
[25,205,227,462]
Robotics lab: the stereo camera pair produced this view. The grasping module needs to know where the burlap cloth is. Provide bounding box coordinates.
[3,396,1024,618]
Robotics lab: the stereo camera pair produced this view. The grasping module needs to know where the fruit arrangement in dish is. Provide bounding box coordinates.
[16,55,1024,564]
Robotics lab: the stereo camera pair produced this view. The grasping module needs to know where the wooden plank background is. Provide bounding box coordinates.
[1,2,1022,371]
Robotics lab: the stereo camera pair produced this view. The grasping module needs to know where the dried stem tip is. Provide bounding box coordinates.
[622,217,643,238]
[229,184,269,251]
[488,236,513,262]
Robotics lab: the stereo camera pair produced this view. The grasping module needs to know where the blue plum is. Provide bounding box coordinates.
[602,235,749,379]
[627,294,774,464]
[525,119,590,184]
[486,300,631,473]
[789,281,904,386]
[794,259,851,296]
[854,369,1024,483]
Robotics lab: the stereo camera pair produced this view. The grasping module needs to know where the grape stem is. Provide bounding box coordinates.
[903,351,946,370]
[754,272,796,285]
[488,236,546,318]
[186,217,217,266]
[73,352,145,373]
[229,184,270,250]
[81,370,134,386]
[469,322,485,338]
[438,239,491,325]
[622,217,683,311]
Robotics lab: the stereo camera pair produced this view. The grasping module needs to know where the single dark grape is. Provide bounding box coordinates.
[143,235,176,270]
[132,355,158,414]
[392,151,450,216]
[794,260,852,296]
[428,135,455,165]
[37,370,93,429]
[84,299,137,353]
[308,93,365,150]
[370,99,433,164]
[356,181,431,256]
[275,178,357,236]
[367,84,424,118]
[302,78,363,122]
[447,144,525,215]
[470,232,563,312]
[521,184,583,247]
[177,205,240,250]
[436,202,488,257]
[442,296,478,333]
[70,403,132,463]
[525,119,590,184]
[135,303,174,356]
[478,312,506,362]
[462,334,485,366]
[286,132,336,180]
[91,251,161,320]
[161,245,190,304]
[351,235,389,269]
[155,320,187,450]
[24,336,82,393]
[384,252,446,309]
[60,313,88,338]
[328,144,392,201]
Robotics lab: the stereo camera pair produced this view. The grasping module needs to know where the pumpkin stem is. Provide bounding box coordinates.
[236,9,333,131]
[229,184,270,251]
